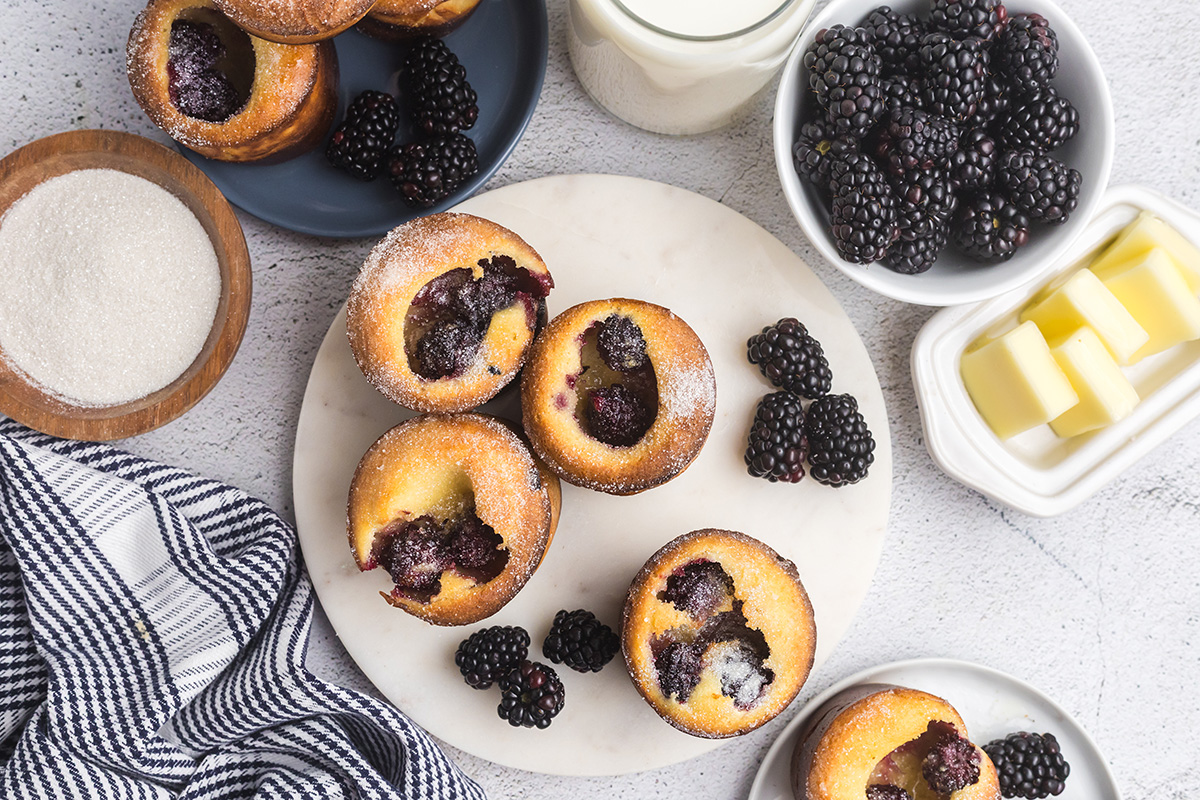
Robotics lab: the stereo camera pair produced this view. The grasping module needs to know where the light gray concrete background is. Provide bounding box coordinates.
[1,1,1197,797]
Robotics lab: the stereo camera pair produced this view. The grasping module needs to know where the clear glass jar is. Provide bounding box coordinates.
[567,0,815,135]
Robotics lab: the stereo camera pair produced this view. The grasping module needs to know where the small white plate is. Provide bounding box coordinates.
[749,658,1121,800]
[911,185,1200,517]
[292,174,892,775]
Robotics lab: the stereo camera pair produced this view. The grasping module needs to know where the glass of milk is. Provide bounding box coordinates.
[567,0,816,135]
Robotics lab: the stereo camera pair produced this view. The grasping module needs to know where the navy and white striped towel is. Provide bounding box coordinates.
[0,418,485,799]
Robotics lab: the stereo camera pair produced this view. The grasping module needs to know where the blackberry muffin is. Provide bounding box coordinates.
[622,529,816,738]
[520,298,716,495]
[347,212,553,413]
[348,412,561,625]
[791,685,1001,800]
[126,0,338,162]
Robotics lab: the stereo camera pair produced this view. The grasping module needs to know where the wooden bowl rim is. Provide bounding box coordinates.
[0,129,252,441]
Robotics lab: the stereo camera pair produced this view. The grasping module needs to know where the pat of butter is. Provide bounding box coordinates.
[1096,248,1200,363]
[1020,268,1148,365]
[1048,328,1140,438]
[1091,211,1200,293]
[961,321,1079,440]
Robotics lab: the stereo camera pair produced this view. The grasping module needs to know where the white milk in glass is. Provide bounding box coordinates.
[568,0,814,135]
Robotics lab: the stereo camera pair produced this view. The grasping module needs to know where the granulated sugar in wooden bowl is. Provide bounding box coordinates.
[0,130,251,441]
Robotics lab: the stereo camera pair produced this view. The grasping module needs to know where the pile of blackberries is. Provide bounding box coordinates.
[794,1,1083,273]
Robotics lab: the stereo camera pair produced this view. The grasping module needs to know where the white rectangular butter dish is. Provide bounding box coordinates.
[911,184,1200,517]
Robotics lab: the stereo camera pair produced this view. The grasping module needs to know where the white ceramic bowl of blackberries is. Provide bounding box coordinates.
[773,0,1114,306]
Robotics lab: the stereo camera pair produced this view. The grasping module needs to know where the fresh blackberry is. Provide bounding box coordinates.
[747,317,833,399]
[884,226,947,274]
[922,726,982,794]
[542,609,620,673]
[983,732,1070,799]
[497,661,565,729]
[996,150,1082,224]
[953,192,1030,261]
[919,32,990,123]
[949,129,998,190]
[828,82,886,139]
[874,107,960,175]
[745,392,808,484]
[804,394,875,487]
[403,37,479,136]
[965,72,1010,130]
[326,91,401,181]
[829,153,899,264]
[861,6,926,75]
[385,133,479,208]
[793,118,858,187]
[930,0,1009,41]
[344,90,401,139]
[455,625,530,690]
[881,74,923,116]
[803,25,882,108]
[1001,87,1079,154]
[891,166,957,241]
[995,14,1059,94]
[866,786,912,800]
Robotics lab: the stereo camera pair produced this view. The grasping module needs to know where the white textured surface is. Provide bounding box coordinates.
[1,1,1196,798]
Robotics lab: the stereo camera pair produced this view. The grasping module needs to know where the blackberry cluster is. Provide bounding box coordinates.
[804,394,876,487]
[794,119,860,188]
[919,32,990,122]
[325,37,480,207]
[793,5,1083,271]
[386,134,480,209]
[930,0,1008,41]
[403,37,479,137]
[744,320,874,488]
[326,91,401,181]
[497,661,565,729]
[830,153,899,264]
[994,14,1058,91]
[875,108,959,174]
[455,625,530,690]
[953,192,1030,261]
[745,392,808,483]
[983,732,1071,798]
[996,149,1082,224]
[542,609,620,673]
[747,317,833,399]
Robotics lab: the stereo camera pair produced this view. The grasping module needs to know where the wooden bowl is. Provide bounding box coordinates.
[0,129,251,441]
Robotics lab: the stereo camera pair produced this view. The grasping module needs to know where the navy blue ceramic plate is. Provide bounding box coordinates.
[180,0,548,238]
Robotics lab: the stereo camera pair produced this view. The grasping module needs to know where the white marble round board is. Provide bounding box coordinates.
[292,174,893,775]
[749,658,1121,800]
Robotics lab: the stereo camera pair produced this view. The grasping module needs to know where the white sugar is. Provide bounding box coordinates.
[0,169,221,406]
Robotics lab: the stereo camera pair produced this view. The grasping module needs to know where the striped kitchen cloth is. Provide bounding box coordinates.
[0,418,485,800]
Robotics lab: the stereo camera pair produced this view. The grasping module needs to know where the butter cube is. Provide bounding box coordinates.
[1096,248,1200,362]
[961,321,1079,440]
[1020,268,1148,365]
[1048,328,1140,438]
[1091,212,1200,293]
